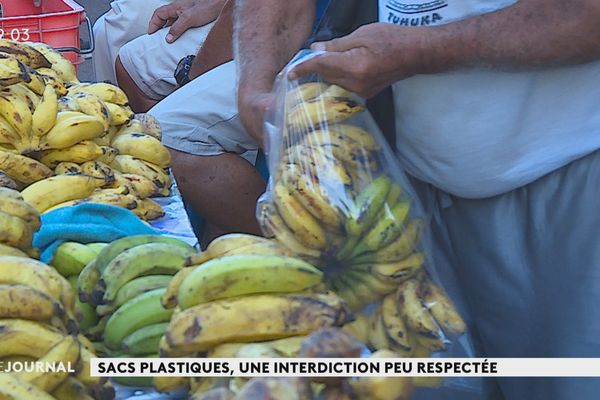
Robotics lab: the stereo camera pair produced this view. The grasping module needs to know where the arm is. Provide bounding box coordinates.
[291,0,600,97]
[234,0,316,142]
[188,0,234,80]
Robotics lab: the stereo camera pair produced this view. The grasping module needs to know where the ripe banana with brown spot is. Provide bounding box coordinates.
[162,292,351,355]
[0,39,51,69]
[39,140,105,168]
[273,181,326,250]
[112,132,171,168]
[42,112,105,150]
[21,174,109,213]
[396,278,446,352]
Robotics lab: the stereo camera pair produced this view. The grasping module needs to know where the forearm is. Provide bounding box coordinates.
[234,0,315,95]
[189,0,234,79]
[426,0,600,73]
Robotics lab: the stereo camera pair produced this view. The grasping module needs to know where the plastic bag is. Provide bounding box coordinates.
[256,50,482,396]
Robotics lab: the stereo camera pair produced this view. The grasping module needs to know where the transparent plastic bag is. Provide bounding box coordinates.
[257,50,480,396]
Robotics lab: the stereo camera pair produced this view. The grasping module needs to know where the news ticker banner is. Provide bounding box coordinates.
[89,358,600,378]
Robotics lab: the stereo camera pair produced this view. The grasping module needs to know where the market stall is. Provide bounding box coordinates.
[0,3,473,400]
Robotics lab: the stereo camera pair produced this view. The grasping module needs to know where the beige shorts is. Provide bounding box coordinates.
[148,60,259,160]
[93,0,214,99]
[118,23,214,99]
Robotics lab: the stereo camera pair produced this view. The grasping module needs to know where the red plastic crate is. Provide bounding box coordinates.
[0,0,89,73]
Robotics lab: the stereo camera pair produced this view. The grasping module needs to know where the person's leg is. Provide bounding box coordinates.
[439,149,600,400]
[149,61,264,238]
[115,56,158,112]
[92,0,168,83]
[116,22,214,112]
[170,150,265,237]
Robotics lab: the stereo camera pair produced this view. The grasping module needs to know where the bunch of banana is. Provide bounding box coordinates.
[0,255,115,398]
[73,235,193,379]
[0,187,41,257]
[44,160,164,220]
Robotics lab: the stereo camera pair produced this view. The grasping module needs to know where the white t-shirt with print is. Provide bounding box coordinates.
[379,0,600,198]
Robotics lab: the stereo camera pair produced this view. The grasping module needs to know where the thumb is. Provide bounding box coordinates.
[311,33,357,53]
[166,15,190,43]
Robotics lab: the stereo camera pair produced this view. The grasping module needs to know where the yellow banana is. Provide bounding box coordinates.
[31,85,58,145]
[381,293,413,355]
[111,133,171,168]
[28,42,78,83]
[287,86,365,132]
[105,102,134,125]
[0,114,20,144]
[257,202,322,259]
[0,90,33,148]
[68,82,129,105]
[367,308,391,351]
[96,146,119,165]
[80,160,115,181]
[21,174,109,213]
[0,256,69,303]
[0,210,33,250]
[54,161,82,175]
[161,266,195,309]
[71,92,111,131]
[138,113,162,140]
[0,243,29,257]
[0,373,57,400]
[273,181,326,250]
[289,171,345,231]
[420,277,466,336]
[396,278,446,352]
[42,113,105,150]
[177,254,323,309]
[286,144,352,186]
[0,194,40,231]
[5,83,40,111]
[285,82,329,110]
[112,173,160,198]
[110,155,170,195]
[0,150,53,184]
[13,334,81,393]
[0,54,30,87]
[131,197,165,221]
[39,140,105,168]
[162,292,351,355]
[0,39,51,69]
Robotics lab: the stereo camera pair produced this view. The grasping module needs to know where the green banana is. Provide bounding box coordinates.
[86,242,108,253]
[67,275,97,330]
[51,242,98,277]
[77,259,100,304]
[95,234,194,274]
[99,242,193,304]
[351,219,423,264]
[96,274,172,316]
[351,201,411,257]
[122,322,168,355]
[177,255,323,309]
[345,175,391,236]
[104,288,173,350]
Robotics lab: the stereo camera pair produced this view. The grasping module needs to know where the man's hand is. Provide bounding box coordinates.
[148,0,224,43]
[289,23,443,98]
[237,91,274,146]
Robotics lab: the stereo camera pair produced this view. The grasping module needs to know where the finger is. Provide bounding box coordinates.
[148,5,179,34]
[289,52,348,81]
[166,14,191,43]
[310,32,360,53]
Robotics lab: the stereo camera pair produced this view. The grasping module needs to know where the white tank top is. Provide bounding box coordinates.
[379,0,600,198]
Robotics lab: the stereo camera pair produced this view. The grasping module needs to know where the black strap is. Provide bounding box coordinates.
[308,0,396,149]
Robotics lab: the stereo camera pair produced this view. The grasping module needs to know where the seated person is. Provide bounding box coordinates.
[93,0,224,111]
